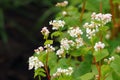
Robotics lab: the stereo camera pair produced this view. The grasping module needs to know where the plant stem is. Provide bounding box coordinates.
[99,0,102,13]
[80,0,86,24]
[38,76,41,80]
[44,52,51,80]
[98,61,101,80]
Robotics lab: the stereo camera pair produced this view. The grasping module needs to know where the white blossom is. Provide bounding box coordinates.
[62,11,67,16]
[68,27,83,37]
[109,56,115,61]
[86,28,96,39]
[44,44,55,53]
[56,48,64,57]
[52,67,73,78]
[28,56,44,70]
[34,46,44,54]
[104,56,115,64]
[41,27,50,36]
[56,1,68,7]
[49,20,65,30]
[75,38,84,48]
[60,38,70,50]
[94,41,105,51]
[91,12,112,25]
[105,31,111,39]
[116,46,120,53]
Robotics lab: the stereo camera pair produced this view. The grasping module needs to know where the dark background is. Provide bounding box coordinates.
[0,0,62,80]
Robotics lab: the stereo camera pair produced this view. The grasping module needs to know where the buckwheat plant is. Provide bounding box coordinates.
[28,1,120,80]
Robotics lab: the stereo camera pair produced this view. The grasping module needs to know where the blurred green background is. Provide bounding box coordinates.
[0,0,120,80]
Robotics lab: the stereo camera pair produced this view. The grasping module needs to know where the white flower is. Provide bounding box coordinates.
[60,38,70,50]
[68,27,83,37]
[86,28,96,39]
[91,12,112,25]
[104,59,108,62]
[105,31,111,39]
[49,20,65,30]
[56,48,64,57]
[52,67,73,78]
[44,44,55,53]
[62,11,67,16]
[28,56,44,70]
[41,27,50,36]
[94,41,105,51]
[34,46,44,54]
[109,56,115,61]
[38,46,44,52]
[104,56,115,64]
[116,46,120,53]
[56,1,68,7]
[75,38,84,48]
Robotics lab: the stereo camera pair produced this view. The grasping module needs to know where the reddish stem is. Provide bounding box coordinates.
[44,52,51,80]
[80,0,86,23]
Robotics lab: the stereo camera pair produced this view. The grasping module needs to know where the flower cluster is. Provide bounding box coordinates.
[34,46,44,54]
[28,56,44,70]
[56,1,68,7]
[52,67,73,78]
[75,38,84,48]
[41,27,50,36]
[83,22,98,39]
[104,56,115,64]
[83,12,112,39]
[56,48,64,57]
[67,27,84,48]
[49,20,65,30]
[91,12,112,25]
[94,41,105,51]
[44,44,55,53]
[67,27,83,37]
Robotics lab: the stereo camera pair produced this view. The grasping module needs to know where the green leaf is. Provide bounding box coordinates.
[38,52,47,63]
[51,31,62,38]
[70,47,91,57]
[44,40,53,45]
[73,61,92,79]
[34,68,46,78]
[79,72,94,80]
[48,52,58,75]
[113,0,120,4]
[40,72,46,77]
[101,65,111,77]
[93,49,109,62]
[110,55,120,74]
[112,71,120,80]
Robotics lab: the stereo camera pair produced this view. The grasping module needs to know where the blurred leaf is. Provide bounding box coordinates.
[113,0,120,4]
[112,71,120,80]
[79,72,94,80]
[93,49,109,62]
[44,40,53,45]
[51,31,62,38]
[48,52,58,75]
[101,65,111,77]
[34,68,46,78]
[70,47,91,57]
[73,54,92,79]
[110,55,120,74]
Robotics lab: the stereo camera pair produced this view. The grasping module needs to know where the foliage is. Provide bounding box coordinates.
[28,0,120,80]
